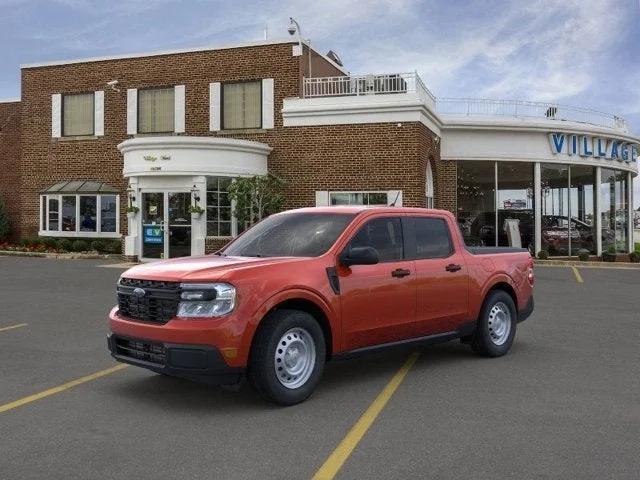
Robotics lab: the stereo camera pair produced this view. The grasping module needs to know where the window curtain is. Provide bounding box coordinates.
[138,88,175,133]
[63,93,94,136]
[223,82,261,129]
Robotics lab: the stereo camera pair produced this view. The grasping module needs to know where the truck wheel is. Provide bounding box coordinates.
[471,290,517,357]
[248,309,326,406]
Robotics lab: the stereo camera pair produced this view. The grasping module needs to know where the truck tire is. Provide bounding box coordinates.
[471,290,517,357]
[248,309,326,406]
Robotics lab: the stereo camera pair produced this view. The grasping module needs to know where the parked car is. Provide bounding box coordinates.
[108,207,535,405]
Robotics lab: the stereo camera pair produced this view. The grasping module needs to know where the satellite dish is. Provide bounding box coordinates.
[326,50,343,67]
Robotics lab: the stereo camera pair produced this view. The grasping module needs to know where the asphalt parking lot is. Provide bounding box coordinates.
[1,257,639,479]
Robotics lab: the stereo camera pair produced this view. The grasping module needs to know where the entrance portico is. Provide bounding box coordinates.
[118,136,271,261]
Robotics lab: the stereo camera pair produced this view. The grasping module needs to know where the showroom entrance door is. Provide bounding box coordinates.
[141,192,192,260]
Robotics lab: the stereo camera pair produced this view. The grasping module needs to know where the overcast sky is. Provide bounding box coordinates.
[1,0,639,203]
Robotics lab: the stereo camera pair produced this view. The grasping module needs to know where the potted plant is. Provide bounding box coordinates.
[576,249,590,262]
[188,205,205,219]
[602,245,617,262]
[126,205,139,219]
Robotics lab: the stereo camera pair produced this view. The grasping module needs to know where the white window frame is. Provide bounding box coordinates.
[39,194,120,238]
[205,176,236,238]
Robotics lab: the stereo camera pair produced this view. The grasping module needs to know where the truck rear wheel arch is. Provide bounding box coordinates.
[486,282,518,312]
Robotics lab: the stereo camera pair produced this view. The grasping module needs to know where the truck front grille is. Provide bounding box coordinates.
[117,278,181,324]
[114,336,166,366]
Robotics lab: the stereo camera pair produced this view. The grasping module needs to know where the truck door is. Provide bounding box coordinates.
[338,216,416,351]
[406,215,469,336]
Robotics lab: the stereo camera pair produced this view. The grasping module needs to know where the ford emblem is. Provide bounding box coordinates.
[132,287,146,298]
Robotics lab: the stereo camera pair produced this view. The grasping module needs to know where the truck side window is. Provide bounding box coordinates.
[348,217,403,262]
[413,217,453,259]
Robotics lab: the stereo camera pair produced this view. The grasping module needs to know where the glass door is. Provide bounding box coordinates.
[168,192,191,259]
[142,192,165,259]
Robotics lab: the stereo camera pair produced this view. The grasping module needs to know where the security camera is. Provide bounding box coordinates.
[106,80,121,92]
[287,24,296,35]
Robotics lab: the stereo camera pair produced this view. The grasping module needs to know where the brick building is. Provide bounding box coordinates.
[0,38,638,260]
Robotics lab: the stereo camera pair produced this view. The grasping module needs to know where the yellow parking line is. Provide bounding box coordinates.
[312,352,420,480]
[571,266,584,283]
[0,323,28,333]
[0,364,128,414]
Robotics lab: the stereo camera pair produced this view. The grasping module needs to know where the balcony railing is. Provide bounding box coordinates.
[303,72,436,107]
[436,98,629,132]
[302,74,629,133]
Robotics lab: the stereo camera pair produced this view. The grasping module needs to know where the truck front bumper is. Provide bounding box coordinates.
[107,333,243,385]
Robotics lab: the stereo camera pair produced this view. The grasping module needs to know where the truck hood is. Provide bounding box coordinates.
[120,255,309,282]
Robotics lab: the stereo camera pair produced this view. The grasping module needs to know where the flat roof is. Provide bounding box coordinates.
[20,38,348,74]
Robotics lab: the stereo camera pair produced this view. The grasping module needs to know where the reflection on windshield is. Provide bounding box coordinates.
[222,213,355,258]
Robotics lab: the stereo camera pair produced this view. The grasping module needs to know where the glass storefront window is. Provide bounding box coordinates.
[541,164,570,256]
[61,196,76,232]
[601,169,629,253]
[101,195,117,233]
[569,166,596,254]
[457,161,496,246]
[497,162,534,250]
[48,197,59,231]
[40,193,118,236]
[206,177,233,236]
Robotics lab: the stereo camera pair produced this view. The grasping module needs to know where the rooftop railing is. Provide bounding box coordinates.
[302,72,436,108]
[436,98,629,133]
[302,74,628,133]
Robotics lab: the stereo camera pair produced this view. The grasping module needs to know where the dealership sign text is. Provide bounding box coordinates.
[549,133,638,163]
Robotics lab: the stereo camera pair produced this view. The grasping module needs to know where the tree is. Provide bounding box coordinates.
[0,195,10,240]
[227,174,285,229]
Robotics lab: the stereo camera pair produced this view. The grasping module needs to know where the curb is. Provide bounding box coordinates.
[0,250,121,260]
[535,259,640,269]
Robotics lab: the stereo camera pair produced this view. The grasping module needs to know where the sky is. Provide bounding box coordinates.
[1,0,639,203]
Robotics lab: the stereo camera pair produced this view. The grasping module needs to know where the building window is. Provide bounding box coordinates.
[601,168,629,253]
[457,161,496,247]
[330,192,389,206]
[138,87,175,133]
[222,81,261,129]
[206,177,233,236]
[62,93,94,136]
[40,194,119,237]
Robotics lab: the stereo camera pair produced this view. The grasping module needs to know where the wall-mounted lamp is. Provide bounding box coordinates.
[191,185,201,203]
[126,185,136,204]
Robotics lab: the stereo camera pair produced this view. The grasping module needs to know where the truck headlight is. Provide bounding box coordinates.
[177,283,236,318]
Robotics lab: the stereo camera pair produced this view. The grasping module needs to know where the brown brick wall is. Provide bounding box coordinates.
[417,124,456,213]
[17,42,446,252]
[0,101,21,239]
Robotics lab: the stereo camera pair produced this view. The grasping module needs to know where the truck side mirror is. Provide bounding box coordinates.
[340,246,379,267]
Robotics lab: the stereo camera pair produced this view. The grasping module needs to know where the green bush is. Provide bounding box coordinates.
[105,240,122,254]
[20,237,39,248]
[576,249,590,262]
[57,238,72,251]
[40,237,58,250]
[0,196,9,240]
[71,239,89,252]
[90,240,106,253]
[629,251,640,263]
[537,250,549,260]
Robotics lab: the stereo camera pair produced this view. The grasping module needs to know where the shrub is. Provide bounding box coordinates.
[57,239,72,251]
[629,251,640,263]
[105,240,122,254]
[40,237,58,250]
[537,250,549,260]
[90,240,106,253]
[576,249,590,262]
[71,239,89,252]
[20,237,38,248]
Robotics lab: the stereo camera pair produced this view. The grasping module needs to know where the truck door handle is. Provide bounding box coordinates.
[445,264,462,272]
[391,268,411,278]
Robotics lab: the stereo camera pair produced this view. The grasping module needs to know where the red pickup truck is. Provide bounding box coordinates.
[108,207,534,405]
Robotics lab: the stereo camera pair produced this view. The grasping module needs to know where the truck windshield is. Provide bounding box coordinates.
[222,213,355,258]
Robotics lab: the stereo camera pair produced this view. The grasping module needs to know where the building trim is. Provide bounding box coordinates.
[20,38,349,74]
[0,97,20,103]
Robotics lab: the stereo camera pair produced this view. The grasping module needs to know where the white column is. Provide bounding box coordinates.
[595,167,602,256]
[124,177,139,258]
[534,162,542,255]
[191,175,207,256]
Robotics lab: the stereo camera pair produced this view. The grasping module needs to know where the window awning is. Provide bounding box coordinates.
[41,180,120,194]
